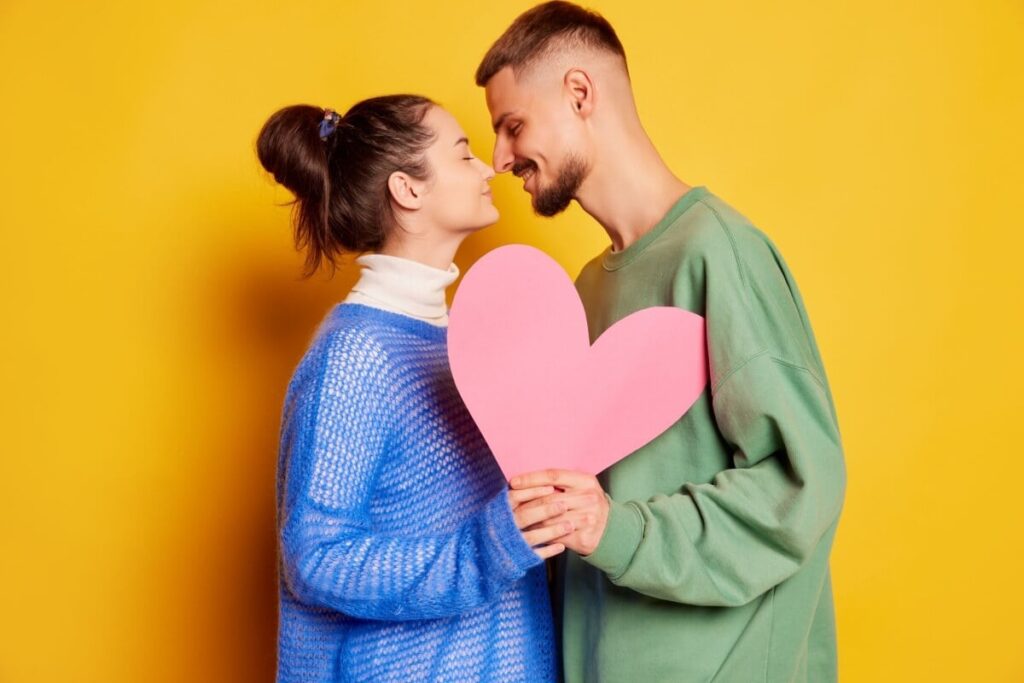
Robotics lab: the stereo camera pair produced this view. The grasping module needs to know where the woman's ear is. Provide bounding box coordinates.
[387,171,424,210]
[564,68,595,118]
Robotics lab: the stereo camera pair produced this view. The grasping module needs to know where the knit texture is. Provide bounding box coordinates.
[276,303,556,682]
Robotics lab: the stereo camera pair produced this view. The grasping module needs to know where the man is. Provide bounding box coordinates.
[475,3,847,681]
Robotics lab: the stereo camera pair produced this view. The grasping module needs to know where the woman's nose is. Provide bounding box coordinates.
[477,157,496,181]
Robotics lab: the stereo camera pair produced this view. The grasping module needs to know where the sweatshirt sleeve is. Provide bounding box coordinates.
[278,328,542,621]
[580,352,846,606]
[580,216,846,607]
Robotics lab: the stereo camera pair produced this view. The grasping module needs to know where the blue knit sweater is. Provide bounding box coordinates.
[275,303,557,682]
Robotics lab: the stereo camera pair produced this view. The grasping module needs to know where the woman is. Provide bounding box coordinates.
[257,95,568,682]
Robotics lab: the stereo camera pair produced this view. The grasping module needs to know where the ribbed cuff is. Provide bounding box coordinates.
[580,494,644,579]
[484,490,544,576]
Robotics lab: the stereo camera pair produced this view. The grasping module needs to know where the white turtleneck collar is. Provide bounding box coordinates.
[343,253,460,327]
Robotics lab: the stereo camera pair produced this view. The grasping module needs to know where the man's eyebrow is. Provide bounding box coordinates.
[454,137,469,146]
[492,112,511,133]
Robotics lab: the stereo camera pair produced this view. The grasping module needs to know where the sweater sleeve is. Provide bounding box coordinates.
[581,353,845,606]
[278,327,542,621]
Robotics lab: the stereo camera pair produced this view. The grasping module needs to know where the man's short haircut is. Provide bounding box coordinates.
[475,1,627,87]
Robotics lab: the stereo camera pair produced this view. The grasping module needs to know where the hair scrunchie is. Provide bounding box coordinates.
[318,109,343,141]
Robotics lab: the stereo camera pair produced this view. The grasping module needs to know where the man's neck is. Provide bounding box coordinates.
[575,137,690,252]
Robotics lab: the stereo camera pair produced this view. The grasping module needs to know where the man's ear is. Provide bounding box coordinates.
[387,171,424,210]
[564,68,595,117]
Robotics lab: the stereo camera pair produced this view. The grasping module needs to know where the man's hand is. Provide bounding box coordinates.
[509,470,610,556]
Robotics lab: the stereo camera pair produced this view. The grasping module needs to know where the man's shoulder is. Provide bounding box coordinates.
[667,191,773,261]
[651,195,795,304]
[572,189,781,286]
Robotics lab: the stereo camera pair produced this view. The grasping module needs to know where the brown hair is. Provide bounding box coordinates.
[475,1,626,87]
[256,95,436,276]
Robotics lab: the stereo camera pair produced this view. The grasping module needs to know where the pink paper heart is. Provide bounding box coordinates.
[448,244,707,479]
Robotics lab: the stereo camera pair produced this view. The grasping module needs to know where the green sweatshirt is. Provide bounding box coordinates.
[557,186,846,682]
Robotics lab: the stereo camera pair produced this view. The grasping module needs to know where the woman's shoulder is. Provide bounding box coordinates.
[280,307,397,407]
[325,303,446,345]
[311,304,395,361]
[298,303,449,389]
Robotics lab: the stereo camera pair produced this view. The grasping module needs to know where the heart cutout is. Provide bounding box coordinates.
[448,244,707,479]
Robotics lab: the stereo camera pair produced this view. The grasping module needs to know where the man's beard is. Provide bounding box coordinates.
[518,155,589,217]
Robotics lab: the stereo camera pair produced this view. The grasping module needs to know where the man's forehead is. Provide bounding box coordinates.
[485,68,519,109]
[486,67,543,127]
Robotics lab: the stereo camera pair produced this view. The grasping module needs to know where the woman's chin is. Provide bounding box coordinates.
[474,207,501,230]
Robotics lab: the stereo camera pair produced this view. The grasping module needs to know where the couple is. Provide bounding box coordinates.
[260,3,846,682]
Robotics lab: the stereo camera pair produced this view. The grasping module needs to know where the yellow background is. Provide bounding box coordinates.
[2,1,1022,680]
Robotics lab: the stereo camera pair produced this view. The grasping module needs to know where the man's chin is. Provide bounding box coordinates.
[532,193,573,217]
[529,154,587,217]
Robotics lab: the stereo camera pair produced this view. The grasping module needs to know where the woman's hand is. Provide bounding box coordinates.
[510,471,610,557]
[508,485,573,559]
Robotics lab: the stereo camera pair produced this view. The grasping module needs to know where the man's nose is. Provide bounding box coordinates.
[492,138,515,174]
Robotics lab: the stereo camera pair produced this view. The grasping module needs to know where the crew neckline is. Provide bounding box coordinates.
[602,186,709,271]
